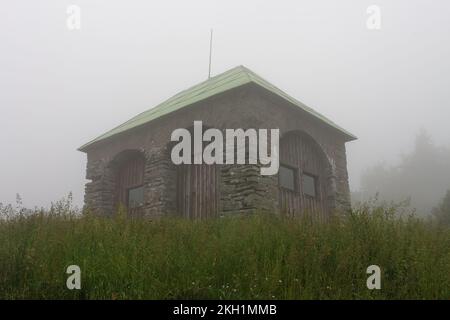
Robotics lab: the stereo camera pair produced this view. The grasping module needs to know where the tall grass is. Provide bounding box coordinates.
[0,201,449,299]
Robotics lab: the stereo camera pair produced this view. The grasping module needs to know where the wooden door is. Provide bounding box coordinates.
[115,155,145,215]
[177,164,219,219]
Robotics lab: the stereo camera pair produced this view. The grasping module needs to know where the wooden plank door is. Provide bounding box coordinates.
[177,164,218,219]
[115,155,145,215]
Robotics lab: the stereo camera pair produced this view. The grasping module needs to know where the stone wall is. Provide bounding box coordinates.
[84,158,116,216]
[220,163,279,215]
[143,146,177,218]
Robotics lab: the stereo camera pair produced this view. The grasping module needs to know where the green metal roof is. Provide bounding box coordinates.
[79,65,356,151]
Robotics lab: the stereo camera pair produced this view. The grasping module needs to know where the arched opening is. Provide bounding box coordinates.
[278,131,332,217]
[110,150,145,215]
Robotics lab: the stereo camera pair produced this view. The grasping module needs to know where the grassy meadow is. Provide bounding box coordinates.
[0,200,449,300]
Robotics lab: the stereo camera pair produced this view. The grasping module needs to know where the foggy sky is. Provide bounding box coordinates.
[1,0,450,208]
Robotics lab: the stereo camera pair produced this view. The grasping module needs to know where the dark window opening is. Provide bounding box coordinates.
[128,186,144,209]
[302,173,316,198]
[279,164,296,191]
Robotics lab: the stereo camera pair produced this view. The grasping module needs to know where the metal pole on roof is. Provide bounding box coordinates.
[208,29,213,79]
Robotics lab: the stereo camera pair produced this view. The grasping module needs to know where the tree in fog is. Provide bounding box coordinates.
[359,130,450,215]
[432,190,450,225]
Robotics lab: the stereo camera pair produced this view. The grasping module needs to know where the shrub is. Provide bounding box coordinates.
[432,190,450,226]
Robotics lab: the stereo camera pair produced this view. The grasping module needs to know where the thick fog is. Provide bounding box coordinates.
[1,0,449,212]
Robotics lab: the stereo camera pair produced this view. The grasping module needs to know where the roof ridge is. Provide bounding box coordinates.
[79,65,356,151]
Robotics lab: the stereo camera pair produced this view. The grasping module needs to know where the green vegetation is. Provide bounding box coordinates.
[433,190,450,226]
[0,199,449,300]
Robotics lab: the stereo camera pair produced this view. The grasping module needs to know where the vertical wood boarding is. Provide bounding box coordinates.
[279,133,328,218]
[177,163,219,219]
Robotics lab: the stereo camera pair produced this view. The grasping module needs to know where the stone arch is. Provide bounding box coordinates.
[278,130,336,217]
